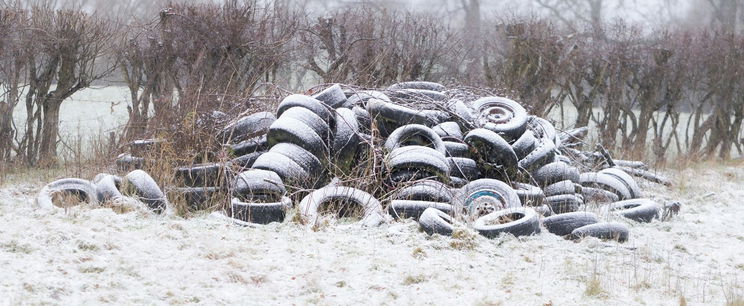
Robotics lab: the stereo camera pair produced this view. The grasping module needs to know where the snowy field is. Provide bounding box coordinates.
[0,161,743,305]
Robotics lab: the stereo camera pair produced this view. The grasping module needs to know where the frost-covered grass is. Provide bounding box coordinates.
[1,162,743,304]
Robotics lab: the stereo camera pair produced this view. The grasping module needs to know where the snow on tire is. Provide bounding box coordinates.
[571,222,629,242]
[542,211,599,236]
[299,186,385,227]
[473,207,541,238]
[418,207,457,236]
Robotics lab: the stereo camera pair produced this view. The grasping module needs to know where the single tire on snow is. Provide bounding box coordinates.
[473,207,541,238]
[542,211,598,236]
[570,222,629,242]
[36,178,99,210]
[388,200,454,220]
[299,186,385,227]
[123,170,168,213]
[418,207,456,236]
[607,198,660,223]
[233,169,286,202]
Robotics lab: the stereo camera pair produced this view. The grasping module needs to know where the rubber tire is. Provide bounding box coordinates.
[443,141,470,158]
[460,179,521,217]
[580,172,632,200]
[299,186,385,227]
[533,162,580,187]
[528,116,560,146]
[513,182,544,206]
[388,200,454,220]
[384,124,446,154]
[447,157,480,180]
[392,180,453,202]
[129,139,163,156]
[544,194,582,214]
[116,153,144,171]
[581,187,619,204]
[518,137,557,172]
[607,199,660,223]
[279,106,332,143]
[229,151,264,171]
[276,94,333,123]
[418,207,456,236]
[169,187,224,211]
[433,121,463,140]
[94,174,122,203]
[267,117,328,159]
[345,90,391,108]
[219,112,276,144]
[599,167,642,199]
[228,135,269,157]
[36,178,99,210]
[174,163,226,188]
[332,108,361,174]
[386,146,450,181]
[312,84,347,108]
[512,130,537,159]
[464,128,518,170]
[474,207,541,238]
[269,142,324,175]
[387,81,445,92]
[388,89,448,102]
[471,97,528,141]
[233,169,285,202]
[231,196,291,224]
[252,152,311,186]
[571,222,629,242]
[542,211,598,236]
[544,180,581,197]
[352,106,372,133]
[124,170,167,213]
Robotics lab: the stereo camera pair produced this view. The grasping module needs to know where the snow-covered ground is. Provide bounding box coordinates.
[1,161,743,305]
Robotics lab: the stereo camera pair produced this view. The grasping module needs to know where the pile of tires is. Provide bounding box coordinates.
[38,81,674,243]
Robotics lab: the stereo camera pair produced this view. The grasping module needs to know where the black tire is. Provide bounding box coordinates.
[276,94,333,123]
[36,178,99,209]
[332,108,361,174]
[219,112,276,144]
[269,142,324,175]
[388,89,448,102]
[389,169,442,183]
[233,169,285,202]
[512,130,537,160]
[387,81,446,92]
[116,153,145,171]
[473,207,541,238]
[251,152,311,186]
[366,99,437,136]
[352,106,372,133]
[433,121,463,140]
[312,84,347,108]
[471,97,528,141]
[228,135,269,157]
[544,180,581,197]
[599,167,642,199]
[384,124,446,154]
[570,222,629,242]
[528,116,560,146]
[607,199,660,223]
[580,172,632,200]
[518,137,557,172]
[581,187,619,204]
[123,170,168,213]
[542,211,598,236]
[94,174,122,203]
[513,182,544,206]
[449,176,468,188]
[129,139,163,156]
[532,162,580,187]
[279,106,332,143]
[231,196,291,224]
[464,128,518,171]
[344,90,391,108]
[388,200,454,220]
[299,186,385,227]
[174,163,226,188]
[229,151,264,171]
[544,194,582,214]
[418,207,456,236]
[267,117,328,159]
[459,179,521,217]
[168,187,225,211]
[443,141,470,158]
[386,146,450,181]
[392,180,453,202]
[447,157,480,180]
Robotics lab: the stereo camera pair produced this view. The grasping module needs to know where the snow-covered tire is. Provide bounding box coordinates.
[443,141,470,158]
[352,106,372,133]
[229,151,263,170]
[279,106,332,143]
[269,143,324,175]
[276,94,333,123]
[471,97,528,141]
[599,167,642,199]
[384,124,446,154]
[580,172,632,200]
[392,180,453,202]
[233,169,285,202]
[542,211,598,236]
[389,200,454,220]
[388,89,448,102]
[418,207,456,236]
[544,180,581,197]
[433,121,463,140]
[581,187,619,204]
[571,222,629,242]
[607,199,660,223]
[512,130,537,160]
[93,174,122,203]
[447,157,480,180]
[169,187,225,211]
[267,117,328,158]
[474,207,540,238]
[174,163,226,187]
[123,170,167,213]
[36,178,99,210]
[460,179,521,217]
[518,137,557,172]
[299,186,385,227]
[513,182,544,206]
[386,146,449,182]
[312,84,347,108]
[345,91,391,108]
[231,196,291,224]
[464,128,518,171]
[115,153,144,171]
[533,162,580,187]
[219,112,275,144]
[388,81,446,92]
[528,116,560,146]
[129,139,163,156]
[366,99,436,136]
[331,108,361,174]
[252,152,311,185]
[228,135,269,157]
[544,194,582,214]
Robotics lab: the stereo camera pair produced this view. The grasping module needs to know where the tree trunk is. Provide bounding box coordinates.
[38,100,61,165]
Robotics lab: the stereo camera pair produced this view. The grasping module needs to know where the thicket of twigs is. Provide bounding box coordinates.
[0,1,742,170]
